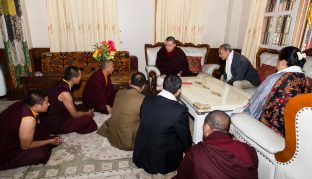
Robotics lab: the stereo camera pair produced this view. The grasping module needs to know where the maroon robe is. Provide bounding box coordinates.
[0,101,52,170]
[41,81,97,134]
[173,131,258,179]
[156,46,197,76]
[82,70,116,114]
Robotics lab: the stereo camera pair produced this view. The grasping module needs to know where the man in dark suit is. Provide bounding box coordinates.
[219,44,260,88]
[133,75,192,174]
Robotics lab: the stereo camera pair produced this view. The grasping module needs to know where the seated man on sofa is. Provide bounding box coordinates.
[156,36,197,86]
[219,44,260,88]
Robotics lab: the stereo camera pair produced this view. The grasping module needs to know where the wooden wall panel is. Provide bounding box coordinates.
[29,48,50,71]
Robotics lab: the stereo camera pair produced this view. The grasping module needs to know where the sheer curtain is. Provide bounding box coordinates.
[46,0,120,52]
[155,0,203,44]
[241,0,268,66]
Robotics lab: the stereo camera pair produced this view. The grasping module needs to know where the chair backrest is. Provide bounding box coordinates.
[256,48,312,79]
[275,94,312,162]
[145,41,210,66]
[274,94,312,178]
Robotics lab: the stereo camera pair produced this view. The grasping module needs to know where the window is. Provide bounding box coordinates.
[260,0,300,49]
[302,24,312,50]
[301,3,312,50]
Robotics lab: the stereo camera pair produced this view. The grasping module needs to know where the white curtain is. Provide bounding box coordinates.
[155,0,203,44]
[46,0,120,52]
[241,0,268,66]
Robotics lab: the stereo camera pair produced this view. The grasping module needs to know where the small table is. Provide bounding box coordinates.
[110,72,131,89]
[180,76,251,143]
[20,72,63,94]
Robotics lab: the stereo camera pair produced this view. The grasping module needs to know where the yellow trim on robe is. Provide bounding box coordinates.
[62,79,72,90]
[31,110,38,118]
[103,72,108,86]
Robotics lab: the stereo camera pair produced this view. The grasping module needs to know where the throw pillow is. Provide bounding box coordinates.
[257,64,277,82]
[187,56,202,73]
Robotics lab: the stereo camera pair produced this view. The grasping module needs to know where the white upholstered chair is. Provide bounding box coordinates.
[230,93,312,179]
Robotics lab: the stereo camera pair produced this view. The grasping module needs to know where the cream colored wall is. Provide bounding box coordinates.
[0,0,251,72]
[202,0,229,47]
[225,0,251,49]
[118,0,154,73]
[23,0,50,48]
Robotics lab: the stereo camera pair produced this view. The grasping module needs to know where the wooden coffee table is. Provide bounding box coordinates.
[180,76,251,143]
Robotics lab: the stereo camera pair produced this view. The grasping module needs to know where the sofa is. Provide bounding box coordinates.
[231,93,312,179]
[144,41,220,95]
[239,48,312,95]
[41,51,138,99]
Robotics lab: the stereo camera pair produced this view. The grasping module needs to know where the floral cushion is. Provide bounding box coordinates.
[187,56,202,73]
[257,64,277,82]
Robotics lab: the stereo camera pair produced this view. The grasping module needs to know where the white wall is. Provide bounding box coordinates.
[18,0,251,72]
[202,0,229,48]
[24,0,50,48]
[118,0,154,73]
[225,0,251,49]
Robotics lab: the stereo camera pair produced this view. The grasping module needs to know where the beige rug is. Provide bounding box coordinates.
[0,101,178,179]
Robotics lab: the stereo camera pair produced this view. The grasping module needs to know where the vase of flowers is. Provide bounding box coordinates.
[92,40,117,66]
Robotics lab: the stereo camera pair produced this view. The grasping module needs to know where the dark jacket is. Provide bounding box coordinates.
[224,52,260,86]
[133,95,192,174]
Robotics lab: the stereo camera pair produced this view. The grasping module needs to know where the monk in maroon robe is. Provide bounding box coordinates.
[0,91,61,170]
[41,66,97,134]
[174,110,258,179]
[82,60,116,114]
[156,36,197,77]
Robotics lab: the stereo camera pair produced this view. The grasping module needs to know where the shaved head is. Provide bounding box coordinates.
[204,110,230,132]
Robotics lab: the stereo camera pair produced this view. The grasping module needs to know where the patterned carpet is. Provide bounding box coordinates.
[0,100,177,179]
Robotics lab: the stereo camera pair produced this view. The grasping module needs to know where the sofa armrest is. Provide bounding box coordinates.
[231,113,285,154]
[202,64,220,75]
[145,65,161,77]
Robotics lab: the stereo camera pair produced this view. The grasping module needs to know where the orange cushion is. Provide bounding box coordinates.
[187,56,202,73]
[257,64,277,82]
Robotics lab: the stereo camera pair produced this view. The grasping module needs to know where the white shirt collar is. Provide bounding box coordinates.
[227,50,234,61]
[225,50,234,81]
[158,90,177,101]
[277,66,303,74]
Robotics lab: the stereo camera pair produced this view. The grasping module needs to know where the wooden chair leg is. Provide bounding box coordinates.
[149,71,157,96]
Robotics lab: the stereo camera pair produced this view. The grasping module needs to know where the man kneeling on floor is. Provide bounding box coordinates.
[173,110,258,179]
[97,72,146,150]
[133,75,192,174]
[0,90,62,170]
